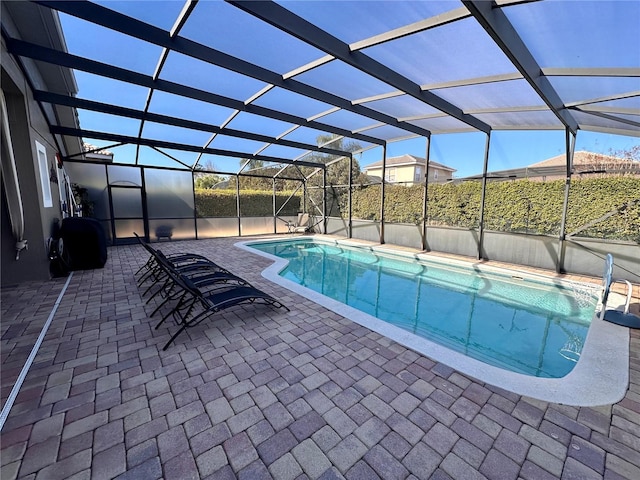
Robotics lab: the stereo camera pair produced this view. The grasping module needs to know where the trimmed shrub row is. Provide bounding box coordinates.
[195,189,301,217]
[195,177,640,242]
[346,177,640,242]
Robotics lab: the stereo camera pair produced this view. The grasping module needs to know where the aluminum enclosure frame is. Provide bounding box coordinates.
[2,1,637,273]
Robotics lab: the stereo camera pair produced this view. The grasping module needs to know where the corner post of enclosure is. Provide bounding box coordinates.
[477,132,491,260]
[422,136,431,251]
[380,142,387,244]
[236,173,241,236]
[557,128,576,273]
[105,167,117,243]
[303,178,307,217]
[348,154,353,239]
[192,170,199,240]
[140,166,150,242]
[272,177,277,234]
[322,165,327,234]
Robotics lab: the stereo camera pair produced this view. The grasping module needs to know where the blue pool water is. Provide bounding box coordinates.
[248,239,596,378]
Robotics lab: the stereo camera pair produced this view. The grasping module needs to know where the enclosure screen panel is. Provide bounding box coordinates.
[144,168,195,219]
[111,188,143,219]
[108,165,141,186]
[148,219,196,242]
[64,162,110,220]
[196,218,239,239]
[114,219,144,239]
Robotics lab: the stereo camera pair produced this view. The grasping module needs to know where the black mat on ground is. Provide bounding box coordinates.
[603,310,640,329]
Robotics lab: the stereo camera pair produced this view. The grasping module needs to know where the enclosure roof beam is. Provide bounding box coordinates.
[228,0,490,134]
[573,106,639,116]
[420,72,524,90]
[349,6,471,50]
[34,1,430,139]
[170,0,199,38]
[466,105,548,114]
[569,107,640,130]
[565,91,640,108]
[541,68,640,77]
[49,126,326,169]
[462,0,579,134]
[34,90,351,158]
[138,0,199,164]
[150,146,192,169]
[7,37,384,146]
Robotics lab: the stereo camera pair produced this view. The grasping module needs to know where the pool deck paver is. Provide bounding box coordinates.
[1,235,639,480]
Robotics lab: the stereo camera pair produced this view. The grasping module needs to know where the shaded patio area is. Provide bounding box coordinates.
[1,236,639,480]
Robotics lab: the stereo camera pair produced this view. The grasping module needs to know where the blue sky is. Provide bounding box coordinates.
[61,2,639,179]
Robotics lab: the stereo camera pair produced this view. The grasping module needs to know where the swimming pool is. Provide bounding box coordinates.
[239,237,629,405]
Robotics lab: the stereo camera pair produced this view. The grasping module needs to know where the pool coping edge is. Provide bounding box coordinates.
[236,236,630,407]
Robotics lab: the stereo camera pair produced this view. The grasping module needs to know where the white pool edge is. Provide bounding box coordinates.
[237,237,630,407]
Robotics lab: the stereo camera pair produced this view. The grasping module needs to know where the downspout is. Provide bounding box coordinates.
[0,90,27,259]
[422,136,431,251]
[477,132,491,260]
[380,143,386,244]
[557,128,575,273]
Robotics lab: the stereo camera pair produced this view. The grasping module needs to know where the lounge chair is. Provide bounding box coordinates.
[133,233,246,309]
[285,213,310,233]
[132,233,288,349]
[155,270,289,350]
[145,250,250,319]
[134,232,231,287]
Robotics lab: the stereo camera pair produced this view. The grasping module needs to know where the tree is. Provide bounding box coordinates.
[194,174,226,189]
[299,134,366,217]
[194,159,226,189]
[239,158,265,172]
[300,134,366,185]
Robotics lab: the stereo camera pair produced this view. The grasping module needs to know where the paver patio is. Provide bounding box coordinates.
[1,235,639,480]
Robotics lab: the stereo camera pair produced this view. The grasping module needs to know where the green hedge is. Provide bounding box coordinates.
[345,177,640,242]
[195,189,301,217]
[567,177,640,240]
[195,178,640,242]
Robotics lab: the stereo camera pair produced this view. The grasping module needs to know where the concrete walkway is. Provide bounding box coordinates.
[1,236,639,480]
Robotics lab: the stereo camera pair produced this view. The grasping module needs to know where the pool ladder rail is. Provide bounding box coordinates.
[600,253,640,328]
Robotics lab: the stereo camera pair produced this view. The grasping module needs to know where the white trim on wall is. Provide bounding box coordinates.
[35,140,52,208]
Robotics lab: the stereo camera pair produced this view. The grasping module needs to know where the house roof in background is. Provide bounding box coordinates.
[365,154,456,172]
[83,142,114,156]
[529,150,635,168]
[458,150,640,180]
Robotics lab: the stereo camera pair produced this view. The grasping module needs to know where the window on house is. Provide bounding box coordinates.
[434,170,439,181]
[385,167,396,182]
[414,166,422,183]
[36,140,53,208]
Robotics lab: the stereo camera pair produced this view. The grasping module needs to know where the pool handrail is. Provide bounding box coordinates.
[600,253,614,315]
[600,253,639,328]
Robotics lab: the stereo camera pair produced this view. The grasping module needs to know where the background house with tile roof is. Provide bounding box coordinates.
[458,151,640,182]
[364,154,456,185]
[83,143,114,162]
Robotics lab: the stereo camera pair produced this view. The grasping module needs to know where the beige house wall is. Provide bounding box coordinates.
[366,164,451,184]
